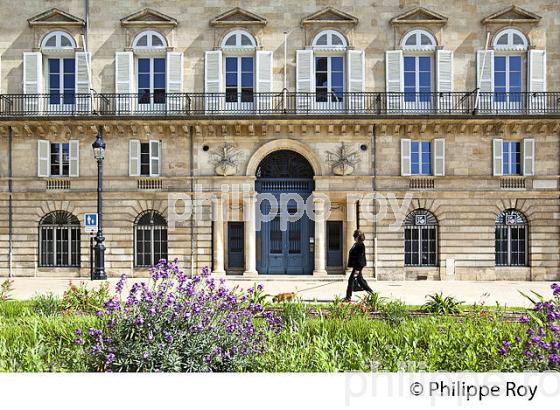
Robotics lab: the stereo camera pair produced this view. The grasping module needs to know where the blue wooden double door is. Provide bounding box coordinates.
[256,179,314,274]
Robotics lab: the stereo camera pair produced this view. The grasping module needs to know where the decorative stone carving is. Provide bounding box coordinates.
[326,143,359,176]
[210,143,242,176]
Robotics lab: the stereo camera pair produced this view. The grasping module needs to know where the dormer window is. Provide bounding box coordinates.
[132,31,168,107]
[401,30,436,107]
[222,30,256,106]
[312,30,347,105]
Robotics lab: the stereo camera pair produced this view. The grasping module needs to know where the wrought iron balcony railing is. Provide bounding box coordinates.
[1,91,559,117]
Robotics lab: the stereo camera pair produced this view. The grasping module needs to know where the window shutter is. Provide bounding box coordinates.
[37,140,50,177]
[528,50,546,112]
[75,51,91,113]
[129,139,140,177]
[115,51,133,112]
[400,138,411,176]
[255,50,273,112]
[436,50,453,112]
[296,49,314,112]
[166,51,184,112]
[385,50,403,111]
[433,138,445,176]
[150,140,161,177]
[69,140,80,177]
[347,49,365,111]
[523,138,535,176]
[493,138,503,176]
[204,50,223,113]
[23,52,43,113]
[476,50,494,93]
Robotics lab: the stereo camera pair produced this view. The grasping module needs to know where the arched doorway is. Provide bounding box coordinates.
[255,150,314,274]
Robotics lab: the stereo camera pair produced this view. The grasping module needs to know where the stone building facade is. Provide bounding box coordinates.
[0,1,558,280]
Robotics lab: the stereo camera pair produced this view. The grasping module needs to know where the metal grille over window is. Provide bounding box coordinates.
[135,210,168,267]
[404,209,438,266]
[495,209,528,266]
[39,211,80,267]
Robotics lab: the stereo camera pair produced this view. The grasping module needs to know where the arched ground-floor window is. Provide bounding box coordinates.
[135,210,168,267]
[495,209,528,266]
[404,209,438,266]
[39,211,80,267]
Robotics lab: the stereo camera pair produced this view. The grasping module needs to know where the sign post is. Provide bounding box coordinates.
[84,213,98,234]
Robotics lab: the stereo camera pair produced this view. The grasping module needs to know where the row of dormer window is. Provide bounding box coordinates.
[22,27,546,108]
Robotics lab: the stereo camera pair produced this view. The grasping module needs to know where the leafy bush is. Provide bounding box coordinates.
[77,260,282,372]
[422,292,464,315]
[379,299,409,325]
[61,281,109,315]
[0,279,14,301]
[277,298,308,328]
[500,284,560,370]
[327,297,367,320]
[359,292,386,311]
[31,293,62,317]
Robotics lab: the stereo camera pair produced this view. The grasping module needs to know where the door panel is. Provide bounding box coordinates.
[227,222,244,269]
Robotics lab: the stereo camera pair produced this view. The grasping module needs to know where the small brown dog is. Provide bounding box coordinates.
[272,292,296,303]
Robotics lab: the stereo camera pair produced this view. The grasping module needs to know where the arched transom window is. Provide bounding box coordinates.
[495,209,528,266]
[312,30,347,49]
[41,31,76,51]
[133,30,167,49]
[404,209,438,266]
[135,210,168,267]
[222,30,256,49]
[39,211,80,267]
[401,29,436,51]
[493,29,528,51]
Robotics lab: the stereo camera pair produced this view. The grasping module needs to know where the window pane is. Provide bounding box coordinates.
[494,56,506,71]
[241,57,253,72]
[240,34,252,46]
[509,56,521,71]
[226,57,237,72]
[404,56,415,71]
[140,143,150,176]
[138,58,150,73]
[418,57,431,72]
[154,58,166,72]
[331,57,343,72]
[315,57,327,72]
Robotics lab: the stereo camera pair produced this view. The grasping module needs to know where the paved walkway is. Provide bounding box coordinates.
[4,276,556,307]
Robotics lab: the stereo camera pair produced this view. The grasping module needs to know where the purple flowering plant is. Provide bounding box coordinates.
[76,259,282,372]
[499,284,560,370]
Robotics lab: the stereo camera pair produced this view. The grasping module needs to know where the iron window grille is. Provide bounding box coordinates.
[495,209,528,266]
[39,211,80,267]
[404,209,438,266]
[134,210,168,267]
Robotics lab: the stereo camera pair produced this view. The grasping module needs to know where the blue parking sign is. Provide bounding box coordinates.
[84,213,98,233]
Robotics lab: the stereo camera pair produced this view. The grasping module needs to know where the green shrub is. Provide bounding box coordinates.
[379,299,409,325]
[359,292,386,311]
[0,279,14,301]
[422,292,464,315]
[31,293,62,317]
[60,281,109,315]
[327,297,367,320]
[0,300,34,319]
[277,298,308,328]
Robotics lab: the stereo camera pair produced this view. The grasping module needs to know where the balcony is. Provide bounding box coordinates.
[1,91,559,118]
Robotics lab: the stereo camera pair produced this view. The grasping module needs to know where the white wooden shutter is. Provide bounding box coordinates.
[69,140,80,177]
[204,50,223,113]
[296,49,314,112]
[166,51,184,113]
[37,140,50,177]
[528,50,547,112]
[385,50,403,111]
[433,138,445,176]
[476,50,494,93]
[75,51,91,112]
[256,50,273,112]
[23,52,43,113]
[150,140,161,176]
[523,138,535,176]
[115,51,133,112]
[493,138,503,176]
[129,139,140,176]
[400,138,411,176]
[347,49,365,111]
[436,50,453,112]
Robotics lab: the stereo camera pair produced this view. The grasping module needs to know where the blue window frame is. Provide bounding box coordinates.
[138,58,166,104]
[502,141,521,175]
[48,58,75,105]
[494,55,522,103]
[411,141,431,175]
[404,56,431,103]
[315,56,344,103]
[225,56,254,103]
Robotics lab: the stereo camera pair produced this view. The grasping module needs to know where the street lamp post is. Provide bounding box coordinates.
[92,129,107,280]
